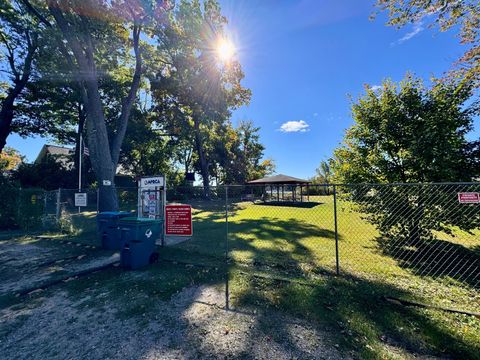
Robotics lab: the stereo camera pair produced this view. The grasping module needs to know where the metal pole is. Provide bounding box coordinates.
[333,185,339,275]
[56,188,61,223]
[78,133,82,213]
[225,185,229,310]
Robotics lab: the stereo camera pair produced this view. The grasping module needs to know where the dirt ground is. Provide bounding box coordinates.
[0,235,468,359]
[1,284,351,360]
[0,236,351,360]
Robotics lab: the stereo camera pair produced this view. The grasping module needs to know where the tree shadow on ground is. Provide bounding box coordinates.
[3,216,478,359]
[377,236,480,289]
[229,270,480,359]
[177,211,340,278]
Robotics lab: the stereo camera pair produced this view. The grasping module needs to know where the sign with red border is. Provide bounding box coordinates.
[165,204,193,236]
[458,192,480,204]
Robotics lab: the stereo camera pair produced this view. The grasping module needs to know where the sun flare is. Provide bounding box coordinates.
[216,38,235,62]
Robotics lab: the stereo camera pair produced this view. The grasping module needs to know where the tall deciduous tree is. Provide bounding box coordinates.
[332,74,480,244]
[23,0,171,211]
[0,146,22,171]
[151,0,251,197]
[219,120,274,184]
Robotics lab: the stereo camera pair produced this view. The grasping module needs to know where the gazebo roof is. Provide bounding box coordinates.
[247,174,311,184]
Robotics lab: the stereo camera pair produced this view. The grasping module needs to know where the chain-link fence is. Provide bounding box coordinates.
[224,182,479,312]
[336,183,480,288]
[7,182,480,310]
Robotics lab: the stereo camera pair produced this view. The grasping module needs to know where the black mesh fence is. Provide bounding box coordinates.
[5,182,480,311]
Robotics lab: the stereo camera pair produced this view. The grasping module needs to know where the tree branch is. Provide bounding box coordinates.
[110,23,143,166]
[20,0,53,28]
[0,32,19,81]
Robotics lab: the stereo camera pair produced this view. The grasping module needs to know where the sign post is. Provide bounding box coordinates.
[75,193,88,207]
[165,204,193,236]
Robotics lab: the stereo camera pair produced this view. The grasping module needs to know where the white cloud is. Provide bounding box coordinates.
[370,85,382,92]
[392,20,424,45]
[279,120,310,133]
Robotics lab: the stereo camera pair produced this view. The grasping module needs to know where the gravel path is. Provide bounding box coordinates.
[0,285,350,360]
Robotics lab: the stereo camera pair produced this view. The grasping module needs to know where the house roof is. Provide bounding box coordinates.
[247,174,311,184]
[35,145,73,163]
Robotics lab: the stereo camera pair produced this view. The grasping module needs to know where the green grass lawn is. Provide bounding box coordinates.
[2,196,478,359]
[167,196,480,359]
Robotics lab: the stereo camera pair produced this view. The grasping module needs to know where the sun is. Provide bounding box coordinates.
[216,37,235,62]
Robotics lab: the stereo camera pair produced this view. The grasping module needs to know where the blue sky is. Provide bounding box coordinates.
[8,0,479,179]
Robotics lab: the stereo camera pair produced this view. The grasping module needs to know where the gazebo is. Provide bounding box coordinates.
[246,174,311,202]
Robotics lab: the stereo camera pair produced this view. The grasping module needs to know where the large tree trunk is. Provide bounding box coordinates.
[45,2,143,212]
[0,94,16,153]
[83,77,118,212]
[193,118,210,198]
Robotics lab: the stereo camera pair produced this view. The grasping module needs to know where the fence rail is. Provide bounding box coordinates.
[7,182,480,309]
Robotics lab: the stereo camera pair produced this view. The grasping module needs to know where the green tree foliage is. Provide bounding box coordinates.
[151,0,251,196]
[119,106,183,185]
[332,74,480,244]
[313,160,332,184]
[0,0,42,152]
[19,0,171,211]
[374,0,480,86]
[0,146,22,171]
[13,155,77,190]
[216,120,275,184]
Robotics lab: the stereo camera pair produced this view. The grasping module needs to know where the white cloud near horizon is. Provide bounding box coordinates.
[279,120,310,133]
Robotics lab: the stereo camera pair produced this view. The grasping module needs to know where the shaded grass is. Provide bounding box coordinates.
[229,269,480,359]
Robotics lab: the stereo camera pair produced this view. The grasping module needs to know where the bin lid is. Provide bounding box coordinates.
[118,217,161,224]
[97,211,131,218]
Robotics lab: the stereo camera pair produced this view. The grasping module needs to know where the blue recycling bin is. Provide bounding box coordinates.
[96,212,131,250]
[118,217,162,270]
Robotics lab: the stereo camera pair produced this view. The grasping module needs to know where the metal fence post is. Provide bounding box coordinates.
[333,184,340,275]
[225,185,229,310]
[55,188,61,223]
[96,188,100,213]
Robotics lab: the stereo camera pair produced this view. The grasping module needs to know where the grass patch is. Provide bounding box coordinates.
[167,196,480,359]
[2,196,478,359]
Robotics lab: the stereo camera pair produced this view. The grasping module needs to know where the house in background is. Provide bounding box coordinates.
[34,144,135,187]
[35,144,74,169]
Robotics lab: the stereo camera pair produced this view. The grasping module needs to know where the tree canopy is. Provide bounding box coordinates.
[0,0,271,204]
[375,0,480,86]
[333,74,480,245]
[333,75,479,184]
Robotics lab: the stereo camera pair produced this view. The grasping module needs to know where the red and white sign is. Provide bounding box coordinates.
[165,204,193,236]
[458,192,480,204]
